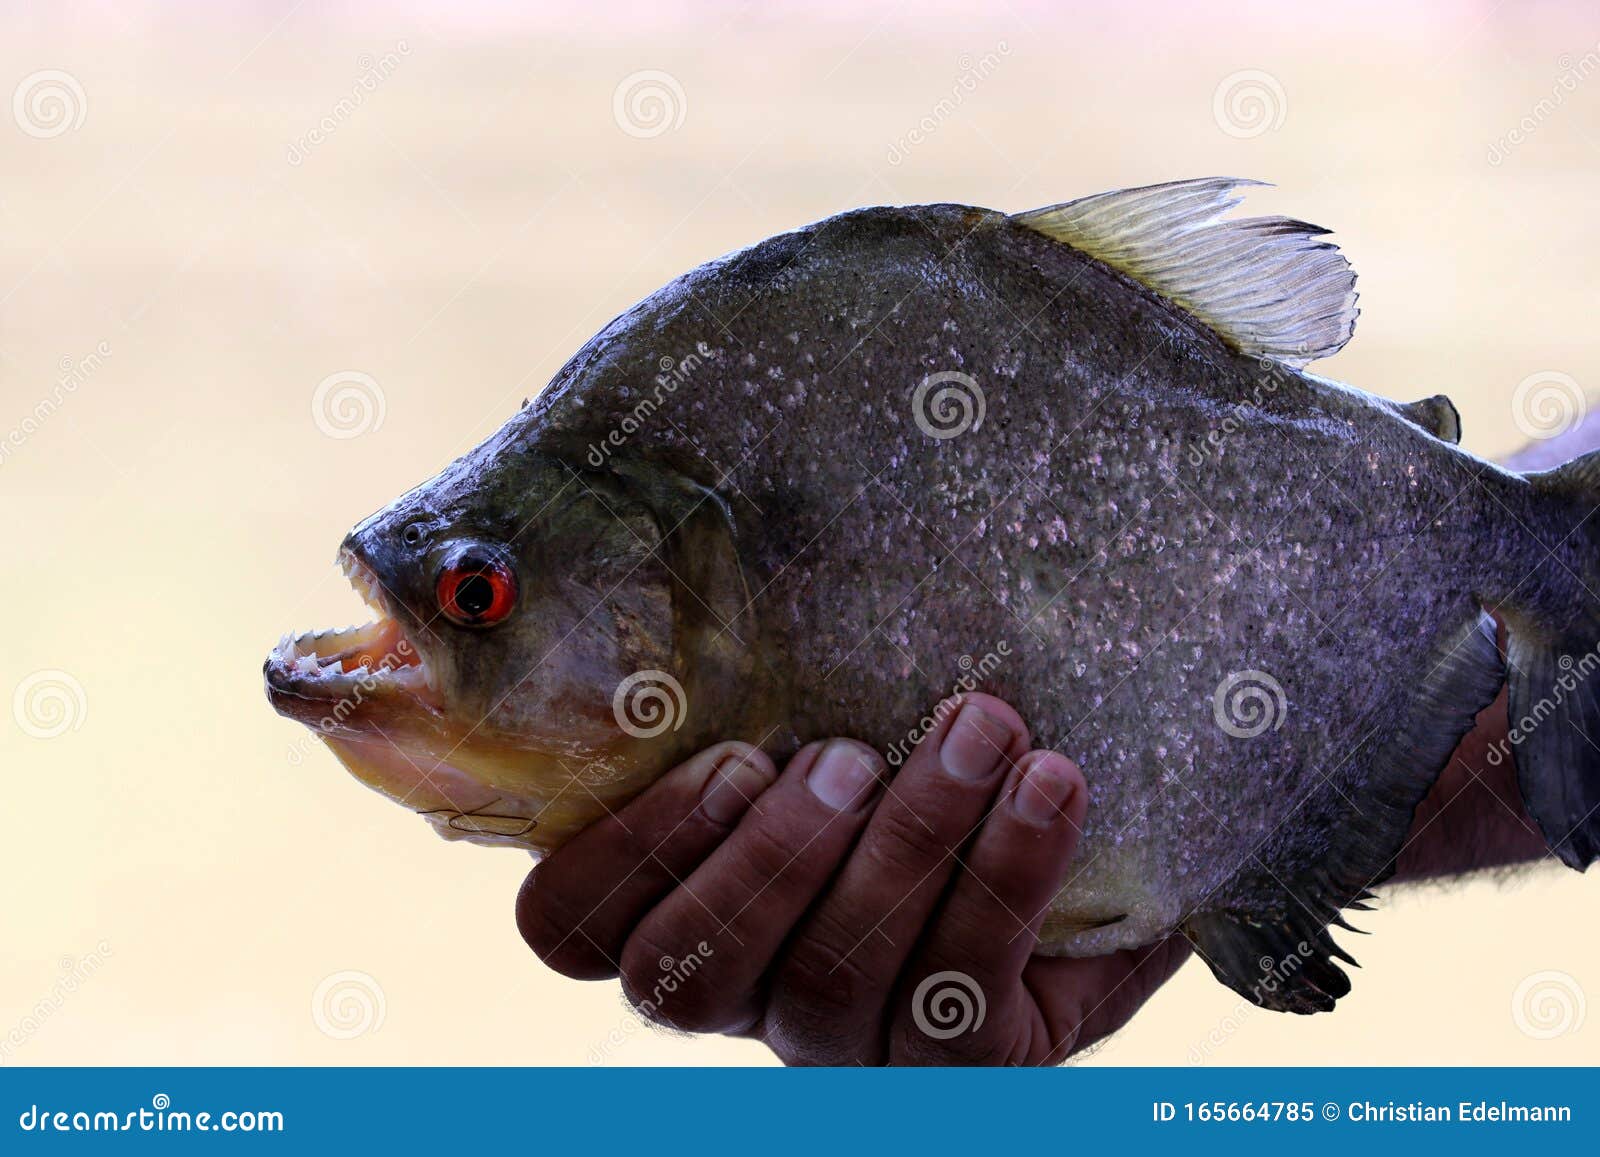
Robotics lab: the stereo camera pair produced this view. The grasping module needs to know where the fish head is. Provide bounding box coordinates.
[264,434,758,852]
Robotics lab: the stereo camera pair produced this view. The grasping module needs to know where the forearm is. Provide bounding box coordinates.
[1393,686,1549,881]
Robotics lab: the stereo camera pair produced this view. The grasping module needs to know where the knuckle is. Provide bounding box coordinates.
[889,1017,1013,1067]
[610,808,685,870]
[515,873,618,980]
[768,911,880,1049]
[864,803,958,880]
[888,968,1015,1066]
[724,816,813,899]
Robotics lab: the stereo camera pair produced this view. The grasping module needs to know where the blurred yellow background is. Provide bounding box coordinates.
[3,0,1598,1065]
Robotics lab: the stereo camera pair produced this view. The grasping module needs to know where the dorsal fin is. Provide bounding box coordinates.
[1012,178,1359,367]
[1393,394,1461,444]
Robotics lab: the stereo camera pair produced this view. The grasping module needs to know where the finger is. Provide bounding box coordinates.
[618,739,886,1035]
[516,741,777,980]
[1023,936,1193,1062]
[890,749,1087,1065]
[766,693,1028,1065]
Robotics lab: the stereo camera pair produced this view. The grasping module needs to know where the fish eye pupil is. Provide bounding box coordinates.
[436,552,516,627]
[455,573,495,618]
[403,525,422,545]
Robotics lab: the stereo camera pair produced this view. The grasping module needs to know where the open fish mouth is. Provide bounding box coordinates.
[263,549,441,730]
[265,551,559,848]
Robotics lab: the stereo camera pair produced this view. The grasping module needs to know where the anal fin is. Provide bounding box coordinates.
[1185,612,1504,1013]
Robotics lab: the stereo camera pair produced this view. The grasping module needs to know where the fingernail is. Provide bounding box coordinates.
[700,750,773,826]
[940,702,1015,781]
[806,740,883,813]
[1013,754,1079,827]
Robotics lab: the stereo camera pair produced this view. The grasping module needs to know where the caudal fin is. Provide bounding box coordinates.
[1508,448,1600,869]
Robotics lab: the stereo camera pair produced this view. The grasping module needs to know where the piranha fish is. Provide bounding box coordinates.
[266,178,1600,1013]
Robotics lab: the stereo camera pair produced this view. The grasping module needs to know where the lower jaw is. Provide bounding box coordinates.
[316,732,647,855]
[318,736,547,847]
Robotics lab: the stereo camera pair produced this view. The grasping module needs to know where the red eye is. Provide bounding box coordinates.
[436,554,517,627]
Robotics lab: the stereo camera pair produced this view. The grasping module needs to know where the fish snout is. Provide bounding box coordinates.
[339,513,416,608]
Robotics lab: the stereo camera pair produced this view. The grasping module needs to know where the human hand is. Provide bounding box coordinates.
[516,693,1190,1064]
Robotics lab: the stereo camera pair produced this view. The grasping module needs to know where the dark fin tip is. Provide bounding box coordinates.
[1395,394,1461,444]
[1186,612,1504,1013]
